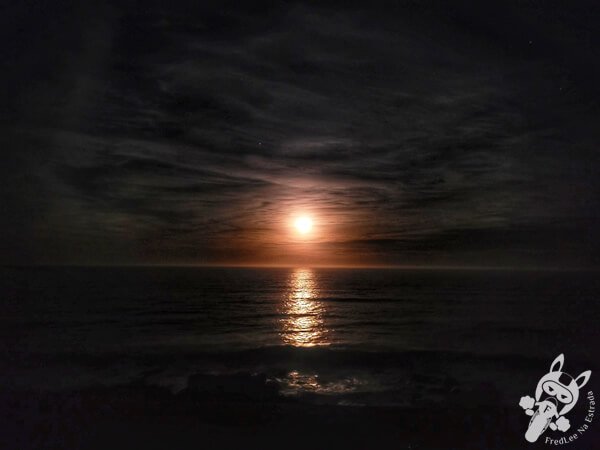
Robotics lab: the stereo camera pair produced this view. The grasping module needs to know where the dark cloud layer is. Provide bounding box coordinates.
[2,1,599,267]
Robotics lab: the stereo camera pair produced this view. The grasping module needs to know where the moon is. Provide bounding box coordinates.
[294,216,313,235]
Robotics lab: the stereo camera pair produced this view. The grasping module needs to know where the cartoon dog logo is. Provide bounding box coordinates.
[519,354,591,443]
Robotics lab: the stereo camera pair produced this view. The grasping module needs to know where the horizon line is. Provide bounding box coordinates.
[4,262,599,272]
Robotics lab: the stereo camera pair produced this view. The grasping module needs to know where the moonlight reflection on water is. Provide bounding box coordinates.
[280,269,328,347]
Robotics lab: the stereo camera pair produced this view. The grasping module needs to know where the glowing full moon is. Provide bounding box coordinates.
[294,216,313,235]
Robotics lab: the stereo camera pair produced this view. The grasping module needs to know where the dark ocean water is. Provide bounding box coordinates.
[1,266,598,407]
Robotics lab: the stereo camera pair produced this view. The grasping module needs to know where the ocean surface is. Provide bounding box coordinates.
[1,266,598,408]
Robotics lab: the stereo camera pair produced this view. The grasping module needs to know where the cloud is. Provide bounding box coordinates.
[1,1,599,266]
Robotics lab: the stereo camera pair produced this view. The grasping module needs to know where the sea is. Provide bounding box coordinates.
[1,266,598,408]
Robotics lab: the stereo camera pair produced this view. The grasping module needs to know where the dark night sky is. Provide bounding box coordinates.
[1,1,599,267]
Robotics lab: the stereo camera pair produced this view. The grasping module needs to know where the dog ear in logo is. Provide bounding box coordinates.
[550,354,564,373]
[575,370,591,389]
